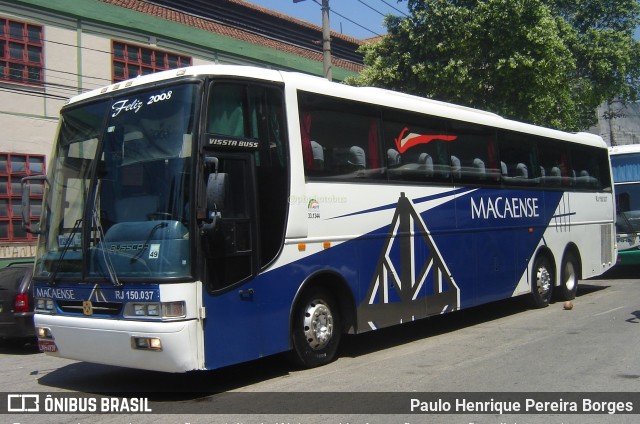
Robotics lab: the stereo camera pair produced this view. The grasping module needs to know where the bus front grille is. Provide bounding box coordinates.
[57,300,122,316]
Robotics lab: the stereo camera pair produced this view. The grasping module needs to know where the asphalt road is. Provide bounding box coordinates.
[2,267,640,424]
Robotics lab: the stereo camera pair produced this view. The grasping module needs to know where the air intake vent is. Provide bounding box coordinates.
[601,224,613,265]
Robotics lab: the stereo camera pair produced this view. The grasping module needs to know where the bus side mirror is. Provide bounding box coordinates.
[207,171,228,214]
[21,175,47,234]
[201,156,229,234]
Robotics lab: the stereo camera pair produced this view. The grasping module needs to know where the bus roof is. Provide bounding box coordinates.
[69,64,606,149]
[609,144,640,155]
[67,64,286,104]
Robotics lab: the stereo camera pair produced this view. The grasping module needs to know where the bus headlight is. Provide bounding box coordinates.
[146,304,160,316]
[124,301,186,319]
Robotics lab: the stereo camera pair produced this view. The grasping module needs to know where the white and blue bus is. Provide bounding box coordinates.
[609,144,640,265]
[24,65,615,372]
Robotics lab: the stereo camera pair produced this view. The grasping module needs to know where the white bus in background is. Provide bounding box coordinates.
[24,65,615,373]
[609,144,640,265]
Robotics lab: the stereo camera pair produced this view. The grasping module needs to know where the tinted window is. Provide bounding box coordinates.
[0,266,29,291]
[382,108,450,182]
[448,121,499,185]
[498,131,540,186]
[204,82,289,291]
[570,144,608,190]
[298,92,382,179]
[296,91,610,192]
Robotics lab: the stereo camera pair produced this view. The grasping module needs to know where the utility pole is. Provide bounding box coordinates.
[293,0,332,81]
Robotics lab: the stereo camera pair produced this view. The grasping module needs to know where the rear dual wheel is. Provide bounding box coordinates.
[558,252,579,301]
[530,251,580,307]
[531,255,553,308]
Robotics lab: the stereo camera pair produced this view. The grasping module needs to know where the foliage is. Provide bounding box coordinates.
[346,0,640,131]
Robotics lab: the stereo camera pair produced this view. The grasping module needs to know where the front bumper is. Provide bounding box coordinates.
[35,314,202,372]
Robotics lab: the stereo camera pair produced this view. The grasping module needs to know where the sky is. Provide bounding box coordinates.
[244,0,410,39]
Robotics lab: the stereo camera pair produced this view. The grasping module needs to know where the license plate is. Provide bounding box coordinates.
[38,340,58,353]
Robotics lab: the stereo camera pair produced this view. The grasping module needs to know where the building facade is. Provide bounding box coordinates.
[591,101,640,147]
[0,0,364,264]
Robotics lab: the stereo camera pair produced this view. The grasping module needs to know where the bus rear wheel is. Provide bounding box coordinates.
[530,255,553,308]
[558,251,579,301]
[291,289,341,368]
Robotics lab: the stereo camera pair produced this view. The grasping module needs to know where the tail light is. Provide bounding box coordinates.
[14,293,29,313]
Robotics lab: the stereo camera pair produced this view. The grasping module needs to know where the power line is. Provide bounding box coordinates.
[0,86,69,101]
[3,0,411,96]
[375,0,409,17]
[43,38,114,57]
[356,0,386,17]
[45,65,112,84]
[309,0,409,37]
[312,0,383,37]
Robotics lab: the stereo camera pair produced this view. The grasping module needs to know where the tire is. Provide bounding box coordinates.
[291,289,341,368]
[530,255,553,308]
[557,251,579,301]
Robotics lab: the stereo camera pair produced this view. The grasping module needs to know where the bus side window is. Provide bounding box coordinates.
[382,109,449,183]
[538,140,569,188]
[498,131,540,187]
[204,83,289,290]
[207,84,246,137]
[447,121,498,185]
[298,91,382,179]
[570,144,606,190]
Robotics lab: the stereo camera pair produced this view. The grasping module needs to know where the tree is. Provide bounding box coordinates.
[346,0,640,131]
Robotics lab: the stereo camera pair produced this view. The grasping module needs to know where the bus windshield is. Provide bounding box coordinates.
[611,152,640,184]
[611,152,640,233]
[34,83,197,282]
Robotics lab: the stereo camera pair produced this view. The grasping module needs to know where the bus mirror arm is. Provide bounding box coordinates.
[21,175,47,234]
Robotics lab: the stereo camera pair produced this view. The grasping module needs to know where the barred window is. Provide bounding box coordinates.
[0,18,43,85]
[112,41,191,83]
[0,153,45,241]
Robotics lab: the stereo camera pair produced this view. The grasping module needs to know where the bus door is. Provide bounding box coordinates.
[200,152,263,368]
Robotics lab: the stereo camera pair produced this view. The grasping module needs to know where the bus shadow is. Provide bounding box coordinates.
[37,353,292,401]
[600,265,640,280]
[340,295,531,359]
[578,282,609,295]
[340,283,608,359]
[37,284,609,401]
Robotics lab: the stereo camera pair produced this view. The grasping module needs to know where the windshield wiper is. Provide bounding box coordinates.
[49,218,83,285]
[93,208,122,287]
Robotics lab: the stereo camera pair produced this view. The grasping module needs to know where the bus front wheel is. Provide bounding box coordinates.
[530,255,553,308]
[291,289,341,368]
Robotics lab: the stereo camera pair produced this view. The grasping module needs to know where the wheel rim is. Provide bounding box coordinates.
[563,261,576,292]
[303,299,334,350]
[536,265,551,297]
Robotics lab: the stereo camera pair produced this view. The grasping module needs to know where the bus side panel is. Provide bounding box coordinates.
[201,240,364,370]
[512,191,615,296]
[447,189,564,303]
[202,286,266,369]
[350,186,563,330]
[201,187,567,370]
